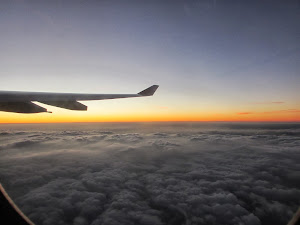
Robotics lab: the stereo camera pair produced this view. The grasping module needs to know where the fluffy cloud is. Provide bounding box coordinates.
[0,123,299,225]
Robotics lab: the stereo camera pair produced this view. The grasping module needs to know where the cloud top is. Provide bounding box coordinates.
[0,123,299,225]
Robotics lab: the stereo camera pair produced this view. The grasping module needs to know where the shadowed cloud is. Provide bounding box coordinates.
[0,123,299,225]
[237,112,253,115]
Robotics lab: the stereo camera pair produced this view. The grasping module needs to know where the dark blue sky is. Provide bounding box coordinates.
[0,0,299,121]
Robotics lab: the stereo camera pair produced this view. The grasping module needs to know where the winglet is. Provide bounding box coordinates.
[138,85,159,96]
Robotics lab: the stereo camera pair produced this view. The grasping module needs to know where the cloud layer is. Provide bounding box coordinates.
[0,123,299,225]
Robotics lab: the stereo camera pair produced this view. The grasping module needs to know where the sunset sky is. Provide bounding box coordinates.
[0,0,299,123]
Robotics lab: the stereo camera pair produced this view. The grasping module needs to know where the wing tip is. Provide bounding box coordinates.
[138,85,159,96]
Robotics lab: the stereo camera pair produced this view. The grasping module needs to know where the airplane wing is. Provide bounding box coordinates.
[0,85,159,113]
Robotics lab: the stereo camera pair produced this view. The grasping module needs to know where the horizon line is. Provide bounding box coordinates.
[1,120,300,125]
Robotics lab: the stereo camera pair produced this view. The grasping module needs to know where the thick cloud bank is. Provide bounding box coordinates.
[0,123,299,225]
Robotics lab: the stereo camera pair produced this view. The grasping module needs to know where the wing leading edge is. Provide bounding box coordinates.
[0,85,159,113]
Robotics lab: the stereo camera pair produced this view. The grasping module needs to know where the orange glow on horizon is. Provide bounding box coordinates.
[0,110,299,123]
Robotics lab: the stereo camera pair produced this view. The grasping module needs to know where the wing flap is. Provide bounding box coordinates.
[39,101,87,111]
[0,102,47,113]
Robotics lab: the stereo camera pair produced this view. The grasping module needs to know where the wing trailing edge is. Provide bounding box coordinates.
[39,101,87,111]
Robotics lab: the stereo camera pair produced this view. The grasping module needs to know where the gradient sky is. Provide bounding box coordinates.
[0,0,299,123]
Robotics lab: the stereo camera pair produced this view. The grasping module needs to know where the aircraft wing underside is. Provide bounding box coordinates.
[0,85,158,113]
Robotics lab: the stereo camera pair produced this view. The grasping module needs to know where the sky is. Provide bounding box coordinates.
[0,123,299,225]
[0,0,300,123]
